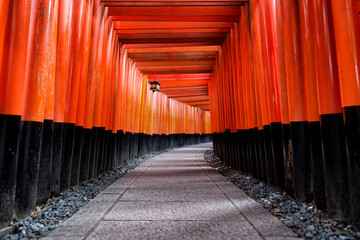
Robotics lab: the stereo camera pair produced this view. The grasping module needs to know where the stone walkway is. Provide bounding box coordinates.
[45,143,301,240]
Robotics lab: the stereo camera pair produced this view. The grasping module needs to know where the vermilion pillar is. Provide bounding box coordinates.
[280,0,312,202]
[16,0,56,217]
[52,0,73,195]
[0,0,31,228]
[77,0,94,185]
[251,0,274,185]
[37,0,58,202]
[331,0,360,230]
[71,0,94,187]
[312,0,351,222]
[275,0,293,195]
[249,2,267,182]
[299,0,326,210]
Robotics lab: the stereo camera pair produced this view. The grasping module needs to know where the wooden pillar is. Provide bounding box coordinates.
[331,0,360,229]
[16,0,57,217]
[0,0,31,227]
[280,0,312,202]
[311,0,351,222]
[298,0,326,210]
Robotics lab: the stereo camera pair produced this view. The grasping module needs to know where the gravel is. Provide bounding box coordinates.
[1,152,161,240]
[204,149,360,240]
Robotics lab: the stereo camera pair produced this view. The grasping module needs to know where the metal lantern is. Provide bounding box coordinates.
[149,79,161,92]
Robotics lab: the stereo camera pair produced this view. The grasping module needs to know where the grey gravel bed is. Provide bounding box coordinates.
[204,149,360,240]
[0,151,162,240]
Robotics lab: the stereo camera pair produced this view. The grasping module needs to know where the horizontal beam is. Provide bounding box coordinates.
[186,101,210,105]
[117,33,226,39]
[155,77,211,81]
[108,6,242,16]
[104,1,244,6]
[147,73,211,78]
[111,15,238,22]
[141,69,212,74]
[103,0,246,2]
[113,21,234,29]
[124,42,219,48]
[165,92,209,97]
[138,65,213,70]
[116,28,230,34]
[131,56,217,62]
[128,52,217,58]
[128,46,219,53]
[164,89,209,94]
[142,68,213,72]
[192,104,210,108]
[159,81,209,87]
[161,85,208,90]
[118,37,224,44]
[171,96,210,102]
[136,61,215,66]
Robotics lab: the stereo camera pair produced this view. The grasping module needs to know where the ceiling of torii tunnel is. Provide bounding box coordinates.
[103,0,245,111]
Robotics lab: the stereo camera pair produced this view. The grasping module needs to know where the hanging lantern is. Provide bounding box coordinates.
[149,79,161,92]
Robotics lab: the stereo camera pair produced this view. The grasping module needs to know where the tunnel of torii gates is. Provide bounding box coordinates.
[0,0,360,233]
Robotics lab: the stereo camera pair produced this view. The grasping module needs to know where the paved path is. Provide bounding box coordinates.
[45,143,301,240]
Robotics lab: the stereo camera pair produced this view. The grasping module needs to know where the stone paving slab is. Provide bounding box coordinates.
[87,221,263,240]
[104,200,245,221]
[46,194,121,239]
[45,143,302,240]
[121,188,227,202]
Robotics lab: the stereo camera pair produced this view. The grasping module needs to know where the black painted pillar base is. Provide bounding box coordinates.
[264,125,275,186]
[111,132,117,170]
[218,132,224,162]
[258,129,267,183]
[116,130,122,167]
[129,133,134,161]
[51,122,63,196]
[103,130,111,172]
[60,123,75,192]
[271,122,285,189]
[37,120,53,202]
[89,127,98,180]
[180,134,184,146]
[154,134,160,152]
[70,126,83,187]
[234,131,241,170]
[253,128,261,179]
[223,130,230,167]
[79,128,92,183]
[249,128,258,178]
[126,132,132,162]
[170,134,174,148]
[309,121,326,210]
[321,113,351,222]
[119,130,126,166]
[344,106,360,230]
[15,121,43,218]
[282,124,294,197]
[0,114,21,228]
[148,134,153,153]
[138,133,144,158]
[245,129,252,175]
[133,133,139,159]
[231,132,237,169]
[144,133,149,155]
[96,127,105,176]
[290,121,312,202]
[236,130,244,172]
